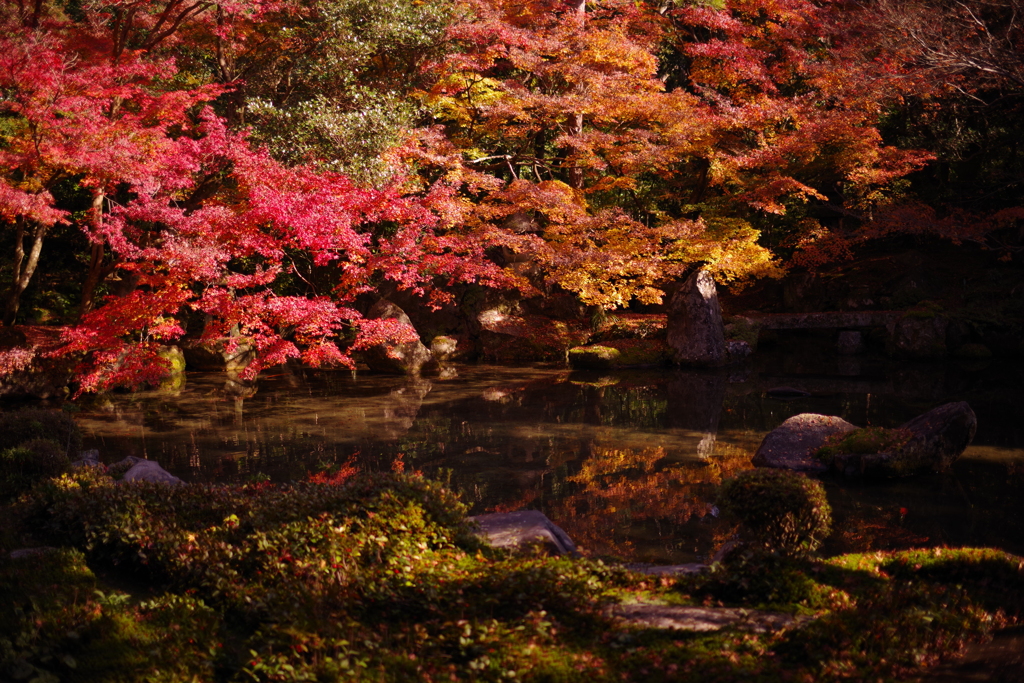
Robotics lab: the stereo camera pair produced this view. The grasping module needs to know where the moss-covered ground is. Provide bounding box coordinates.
[1,465,1022,683]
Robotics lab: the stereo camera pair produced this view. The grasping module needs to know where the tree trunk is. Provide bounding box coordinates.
[3,217,48,326]
[566,0,586,190]
[78,190,118,318]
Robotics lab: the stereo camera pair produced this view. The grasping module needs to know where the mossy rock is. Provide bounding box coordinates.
[820,403,976,477]
[568,338,672,369]
[156,345,186,374]
[816,426,913,466]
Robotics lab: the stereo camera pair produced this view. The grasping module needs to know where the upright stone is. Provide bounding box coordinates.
[667,269,727,367]
[362,300,433,375]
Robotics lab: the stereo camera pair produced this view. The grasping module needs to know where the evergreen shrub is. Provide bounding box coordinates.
[0,439,70,502]
[0,409,81,453]
[717,469,831,557]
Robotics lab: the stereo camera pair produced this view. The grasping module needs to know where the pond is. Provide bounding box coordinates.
[70,335,1024,566]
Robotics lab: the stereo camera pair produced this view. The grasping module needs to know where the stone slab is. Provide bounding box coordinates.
[469,510,576,555]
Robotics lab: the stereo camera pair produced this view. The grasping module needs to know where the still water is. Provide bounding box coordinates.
[73,340,1024,565]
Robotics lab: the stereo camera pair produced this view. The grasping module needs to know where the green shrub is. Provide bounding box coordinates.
[0,409,81,453]
[21,471,486,617]
[0,439,70,502]
[13,470,622,681]
[717,469,832,557]
[681,548,829,609]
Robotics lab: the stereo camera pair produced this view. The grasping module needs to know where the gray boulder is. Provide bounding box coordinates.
[361,300,433,375]
[831,402,976,477]
[752,413,858,473]
[469,510,577,555]
[121,459,183,485]
[71,449,105,471]
[78,449,101,461]
[666,269,727,367]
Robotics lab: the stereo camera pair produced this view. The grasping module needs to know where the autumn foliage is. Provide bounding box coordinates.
[0,0,1007,390]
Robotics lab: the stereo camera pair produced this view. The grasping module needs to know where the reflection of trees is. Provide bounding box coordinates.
[540,443,752,561]
[667,372,726,459]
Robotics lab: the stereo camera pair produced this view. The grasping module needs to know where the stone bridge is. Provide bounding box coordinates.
[743,310,902,330]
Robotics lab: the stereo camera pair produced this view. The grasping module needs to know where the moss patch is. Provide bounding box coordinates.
[590,314,668,342]
[568,339,672,370]
[816,426,913,465]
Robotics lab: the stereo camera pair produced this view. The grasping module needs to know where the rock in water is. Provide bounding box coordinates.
[900,402,977,471]
[361,299,433,375]
[831,402,977,477]
[121,459,183,485]
[752,414,858,473]
[468,510,577,555]
[666,269,727,367]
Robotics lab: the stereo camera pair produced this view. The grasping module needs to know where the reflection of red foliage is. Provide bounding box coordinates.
[829,507,932,555]
[548,444,752,559]
[307,457,360,486]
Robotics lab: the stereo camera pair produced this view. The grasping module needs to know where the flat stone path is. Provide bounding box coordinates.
[609,601,809,632]
[920,626,1024,682]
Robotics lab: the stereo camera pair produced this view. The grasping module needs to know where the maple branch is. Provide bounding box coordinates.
[142,0,213,53]
[466,154,513,164]
[289,256,318,296]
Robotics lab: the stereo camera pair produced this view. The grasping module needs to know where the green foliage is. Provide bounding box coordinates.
[13,469,626,681]
[717,469,832,557]
[0,548,220,683]
[0,409,81,453]
[567,339,672,369]
[241,0,455,183]
[4,463,1023,682]
[879,547,1024,615]
[770,549,1019,677]
[816,426,913,465]
[24,472,480,607]
[684,549,832,610]
[723,317,761,348]
[0,440,70,502]
[0,409,81,502]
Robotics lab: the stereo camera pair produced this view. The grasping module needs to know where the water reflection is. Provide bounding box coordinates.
[69,356,1024,564]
